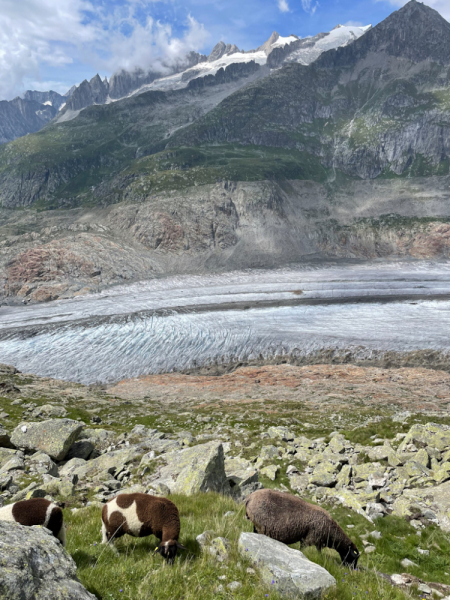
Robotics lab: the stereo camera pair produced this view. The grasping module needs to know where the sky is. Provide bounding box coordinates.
[0,0,449,101]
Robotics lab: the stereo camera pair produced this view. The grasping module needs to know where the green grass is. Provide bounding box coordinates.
[64,493,424,600]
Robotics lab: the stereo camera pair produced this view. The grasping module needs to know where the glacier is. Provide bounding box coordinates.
[0,261,449,384]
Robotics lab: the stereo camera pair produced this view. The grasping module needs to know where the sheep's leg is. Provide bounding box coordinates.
[57,523,67,547]
[101,522,109,544]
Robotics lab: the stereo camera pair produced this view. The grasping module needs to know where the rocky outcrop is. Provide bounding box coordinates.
[150,441,230,495]
[11,419,84,461]
[238,532,336,599]
[0,520,96,599]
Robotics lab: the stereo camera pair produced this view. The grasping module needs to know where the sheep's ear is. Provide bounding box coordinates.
[176,542,187,550]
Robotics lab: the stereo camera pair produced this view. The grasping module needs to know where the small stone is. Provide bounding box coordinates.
[400,558,418,568]
[364,545,376,553]
[391,574,411,586]
[418,583,432,595]
[417,548,430,556]
[227,581,242,591]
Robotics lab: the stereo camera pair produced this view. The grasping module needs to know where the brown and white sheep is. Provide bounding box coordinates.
[101,493,186,562]
[0,498,66,546]
[245,489,360,567]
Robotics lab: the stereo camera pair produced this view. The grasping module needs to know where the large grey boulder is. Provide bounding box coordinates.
[238,533,336,599]
[11,419,84,461]
[0,520,95,599]
[70,447,140,481]
[150,441,230,495]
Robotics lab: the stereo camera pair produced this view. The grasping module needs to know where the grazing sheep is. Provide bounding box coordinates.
[0,498,66,546]
[101,493,186,562]
[245,489,360,567]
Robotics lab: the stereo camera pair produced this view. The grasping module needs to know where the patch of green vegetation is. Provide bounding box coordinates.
[65,494,414,600]
[342,413,450,447]
[123,144,331,194]
[379,155,450,179]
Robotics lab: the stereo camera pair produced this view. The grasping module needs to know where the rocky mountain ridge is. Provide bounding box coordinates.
[0,23,370,144]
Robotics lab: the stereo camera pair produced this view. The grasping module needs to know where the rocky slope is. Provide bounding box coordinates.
[1,361,450,598]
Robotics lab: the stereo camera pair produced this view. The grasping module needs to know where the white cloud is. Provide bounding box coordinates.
[0,0,209,100]
[278,0,290,13]
[301,0,319,16]
[88,12,209,75]
[380,0,450,21]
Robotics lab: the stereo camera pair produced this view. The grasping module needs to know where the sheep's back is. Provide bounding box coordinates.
[245,489,334,545]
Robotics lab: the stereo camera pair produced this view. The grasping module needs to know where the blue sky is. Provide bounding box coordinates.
[0,0,448,101]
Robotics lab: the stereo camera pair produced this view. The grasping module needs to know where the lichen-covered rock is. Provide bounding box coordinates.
[71,447,140,481]
[433,462,450,484]
[225,457,258,486]
[260,464,279,481]
[328,435,347,454]
[367,446,390,462]
[336,465,352,489]
[30,404,67,419]
[11,419,83,461]
[28,452,58,477]
[268,427,294,442]
[238,532,336,599]
[0,455,24,475]
[309,461,338,487]
[260,445,280,460]
[150,441,230,495]
[399,423,450,453]
[0,520,95,599]
[353,463,382,483]
[392,496,417,518]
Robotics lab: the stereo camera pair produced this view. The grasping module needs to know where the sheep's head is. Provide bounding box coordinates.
[341,543,360,568]
[155,540,187,563]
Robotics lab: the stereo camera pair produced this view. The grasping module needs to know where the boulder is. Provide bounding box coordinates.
[328,435,347,454]
[268,427,294,442]
[225,457,258,487]
[0,448,18,468]
[150,441,230,495]
[65,440,94,461]
[28,452,59,477]
[0,520,96,599]
[70,447,140,481]
[238,533,336,599]
[30,405,67,419]
[260,464,279,481]
[309,461,338,487]
[11,419,83,461]
[399,423,450,453]
[0,455,24,475]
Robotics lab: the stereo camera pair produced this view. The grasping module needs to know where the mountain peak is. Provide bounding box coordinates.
[317,0,450,68]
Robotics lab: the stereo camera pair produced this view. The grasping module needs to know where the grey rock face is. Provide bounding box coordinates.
[150,441,230,495]
[22,90,66,111]
[238,532,336,599]
[11,419,83,461]
[0,96,58,144]
[0,520,96,599]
